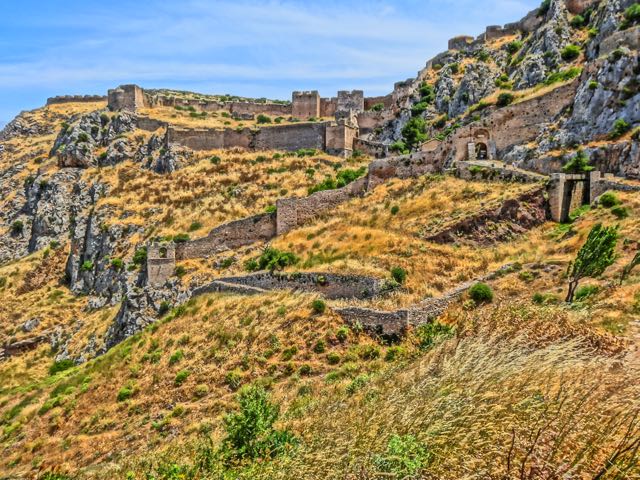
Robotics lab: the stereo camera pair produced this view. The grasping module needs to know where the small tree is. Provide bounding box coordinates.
[563,149,593,173]
[566,224,618,302]
[401,117,427,150]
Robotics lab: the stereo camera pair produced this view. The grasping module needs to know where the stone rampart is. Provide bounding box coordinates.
[147,242,176,287]
[46,95,107,106]
[292,91,321,119]
[253,122,328,151]
[356,110,394,135]
[353,138,389,158]
[194,271,383,300]
[108,84,147,112]
[136,116,167,132]
[364,95,393,110]
[176,213,276,260]
[276,177,367,235]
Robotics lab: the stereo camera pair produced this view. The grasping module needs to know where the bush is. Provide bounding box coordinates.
[609,119,631,139]
[358,344,381,360]
[588,80,599,90]
[346,374,370,395]
[532,292,559,305]
[411,101,428,117]
[210,155,221,164]
[11,220,24,234]
[390,140,408,154]
[561,44,581,62]
[172,233,190,243]
[132,246,147,265]
[611,206,629,219]
[599,192,621,208]
[506,40,523,54]
[563,149,593,173]
[538,0,551,16]
[174,370,190,386]
[336,326,349,342]
[373,434,431,477]
[256,114,271,124]
[621,3,640,28]
[110,258,124,271]
[496,92,515,108]
[390,205,400,215]
[158,301,171,316]
[415,322,454,350]
[188,221,203,232]
[370,102,384,111]
[327,352,341,365]
[117,387,133,402]
[81,260,94,271]
[469,282,494,303]
[385,346,406,362]
[390,266,407,285]
[570,14,585,28]
[401,117,427,150]
[225,370,243,391]
[247,247,299,272]
[311,299,326,315]
[174,265,187,277]
[49,359,74,376]
[222,385,296,461]
[575,284,599,302]
[169,349,184,366]
[194,384,209,398]
[544,67,582,85]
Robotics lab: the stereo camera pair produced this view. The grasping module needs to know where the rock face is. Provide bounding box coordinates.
[448,63,497,117]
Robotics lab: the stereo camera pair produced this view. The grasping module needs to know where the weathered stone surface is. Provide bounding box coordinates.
[449,63,498,117]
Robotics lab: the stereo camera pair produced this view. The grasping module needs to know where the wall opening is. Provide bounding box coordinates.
[476,142,488,160]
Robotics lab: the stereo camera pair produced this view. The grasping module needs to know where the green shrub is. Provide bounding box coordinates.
[281,346,298,361]
[110,258,124,271]
[561,44,581,62]
[609,119,631,139]
[390,266,407,285]
[188,221,202,232]
[158,301,171,316]
[506,40,523,54]
[496,92,515,108]
[374,434,431,477]
[384,346,406,362]
[194,384,209,398]
[599,192,621,208]
[116,387,133,402]
[11,220,24,234]
[210,155,221,164]
[327,352,341,365]
[588,80,599,90]
[81,260,94,271]
[621,3,640,29]
[265,205,277,213]
[222,385,295,461]
[532,292,559,305]
[611,206,629,219]
[415,322,454,350]
[247,247,299,271]
[411,101,428,116]
[476,50,490,62]
[313,339,326,353]
[311,299,326,315]
[132,246,147,265]
[346,374,370,395]
[390,140,408,154]
[570,14,585,28]
[49,359,74,376]
[256,114,272,124]
[77,132,90,143]
[169,349,184,366]
[575,284,599,301]
[390,205,400,215]
[358,344,380,360]
[174,370,190,386]
[469,282,494,303]
[336,326,349,342]
[174,265,187,278]
[544,67,582,85]
[401,117,427,150]
[563,149,593,173]
[299,364,312,376]
[370,102,384,111]
[539,0,551,16]
[172,233,190,243]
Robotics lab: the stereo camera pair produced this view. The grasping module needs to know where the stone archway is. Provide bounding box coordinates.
[476,142,488,160]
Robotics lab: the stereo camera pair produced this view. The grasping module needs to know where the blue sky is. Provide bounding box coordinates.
[0,0,540,122]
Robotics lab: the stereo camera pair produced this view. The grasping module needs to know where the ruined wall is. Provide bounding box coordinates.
[337,90,364,113]
[147,243,176,287]
[443,80,579,165]
[253,122,327,151]
[456,161,546,183]
[196,271,382,300]
[364,95,393,111]
[46,95,107,106]
[326,124,358,157]
[136,116,167,132]
[176,213,276,260]
[353,138,389,158]
[448,35,476,51]
[356,110,393,135]
[229,102,291,117]
[276,177,367,235]
[320,98,337,117]
[367,151,439,188]
[292,91,320,119]
[166,126,253,150]
[483,24,520,41]
[107,84,147,112]
[548,173,590,223]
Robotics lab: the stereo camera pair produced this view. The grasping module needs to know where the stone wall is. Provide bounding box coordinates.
[147,242,176,287]
[194,271,383,300]
[136,116,167,132]
[483,24,520,41]
[176,213,276,260]
[456,161,547,183]
[326,123,358,157]
[276,177,367,235]
[228,101,291,117]
[366,151,438,188]
[364,95,393,110]
[356,110,394,135]
[320,98,338,117]
[253,122,328,151]
[548,173,590,222]
[108,84,147,112]
[337,90,364,113]
[46,95,107,106]
[292,91,321,119]
[353,138,389,158]
[448,35,476,51]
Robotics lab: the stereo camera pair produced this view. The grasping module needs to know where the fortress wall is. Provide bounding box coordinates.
[46,95,107,106]
[253,122,327,151]
[176,213,277,260]
[166,126,227,150]
[229,102,291,117]
[201,271,382,300]
[353,138,389,158]
[223,128,253,149]
[320,98,337,117]
[276,177,367,235]
[136,116,167,132]
[337,90,364,113]
[364,95,393,110]
[367,151,439,188]
[485,24,520,41]
[292,91,321,119]
[326,124,358,157]
[442,80,579,164]
[356,110,393,134]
